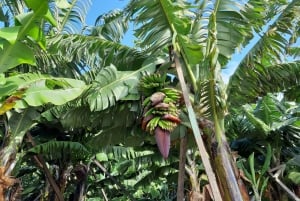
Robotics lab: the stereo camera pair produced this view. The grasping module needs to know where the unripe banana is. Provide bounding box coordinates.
[146,116,160,133]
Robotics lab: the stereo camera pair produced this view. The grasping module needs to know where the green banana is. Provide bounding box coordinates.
[142,96,151,107]
[146,116,161,133]
[139,73,183,159]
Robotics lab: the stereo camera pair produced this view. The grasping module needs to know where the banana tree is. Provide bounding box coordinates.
[2,0,298,200]
[227,94,300,200]
[120,0,249,200]
[0,1,90,200]
[122,0,300,200]
[48,0,250,197]
[42,0,300,200]
[0,0,155,199]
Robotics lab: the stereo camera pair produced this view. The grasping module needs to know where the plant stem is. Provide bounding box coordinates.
[269,166,300,201]
[174,53,223,201]
[26,133,64,201]
[101,188,109,201]
[177,134,187,201]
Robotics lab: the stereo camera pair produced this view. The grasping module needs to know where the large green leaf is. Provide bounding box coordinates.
[23,87,85,107]
[96,146,154,162]
[9,109,40,142]
[227,96,300,159]
[48,105,94,129]
[243,104,271,135]
[93,9,129,43]
[83,102,147,148]
[128,0,192,52]
[23,0,56,25]
[0,0,56,72]
[90,145,178,200]
[288,172,300,184]
[0,41,36,72]
[87,127,147,148]
[3,73,86,107]
[228,61,300,107]
[15,11,46,49]
[226,0,300,106]
[48,34,145,71]
[254,94,282,126]
[85,61,157,112]
[24,0,48,15]
[215,0,250,65]
[129,0,250,66]
[237,0,300,68]
[0,27,20,44]
[52,0,91,33]
[15,0,54,43]
[27,141,89,161]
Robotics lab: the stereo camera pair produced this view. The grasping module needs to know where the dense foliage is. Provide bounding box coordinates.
[0,0,299,201]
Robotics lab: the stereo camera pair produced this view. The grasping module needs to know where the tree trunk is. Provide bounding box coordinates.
[174,53,223,201]
[198,119,250,201]
[56,164,71,200]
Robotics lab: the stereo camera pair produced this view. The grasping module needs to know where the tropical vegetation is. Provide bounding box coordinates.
[0,0,299,201]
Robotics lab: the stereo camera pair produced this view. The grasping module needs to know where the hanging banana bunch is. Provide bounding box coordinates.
[139,73,182,159]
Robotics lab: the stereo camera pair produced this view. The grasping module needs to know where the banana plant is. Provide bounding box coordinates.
[0,74,86,200]
[124,0,252,199]
[123,0,300,200]
[0,1,90,199]
[238,145,272,201]
[1,0,298,200]
[227,94,300,200]
[40,0,300,200]
[0,0,56,72]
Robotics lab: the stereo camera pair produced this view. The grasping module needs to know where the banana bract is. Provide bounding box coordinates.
[154,127,170,159]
